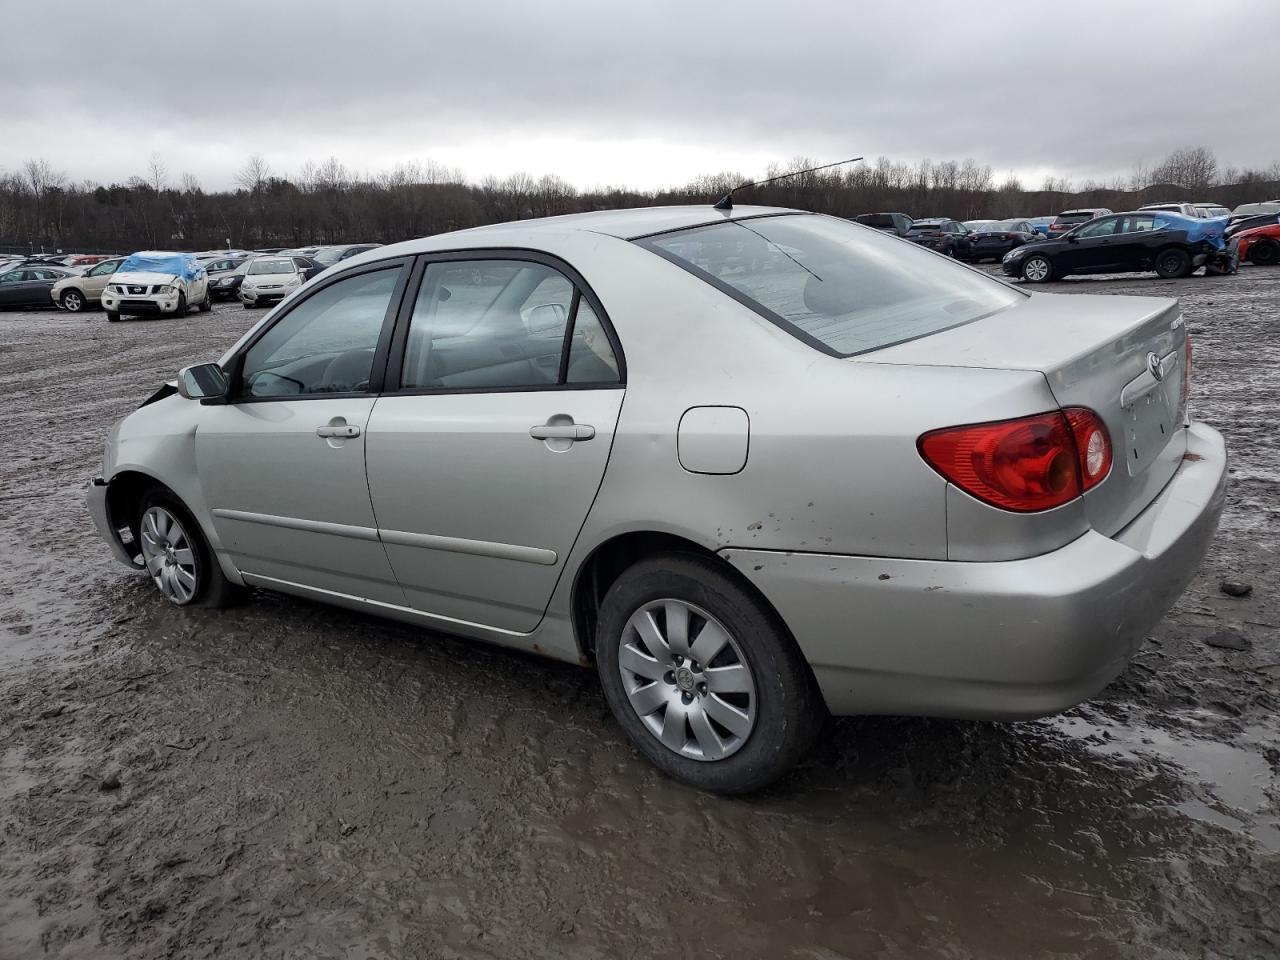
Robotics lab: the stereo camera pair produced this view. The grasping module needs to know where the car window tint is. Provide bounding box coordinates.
[401,260,576,390]
[239,267,400,399]
[1121,215,1156,234]
[1075,218,1119,238]
[566,300,620,384]
[647,214,1022,357]
[0,271,21,282]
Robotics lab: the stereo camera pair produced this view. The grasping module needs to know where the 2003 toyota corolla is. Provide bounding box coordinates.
[88,206,1227,793]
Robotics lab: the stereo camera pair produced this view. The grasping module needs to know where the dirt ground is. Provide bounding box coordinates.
[1,266,1277,960]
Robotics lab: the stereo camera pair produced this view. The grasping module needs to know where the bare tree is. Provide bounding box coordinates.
[1150,146,1218,191]
[147,153,168,193]
[235,154,271,193]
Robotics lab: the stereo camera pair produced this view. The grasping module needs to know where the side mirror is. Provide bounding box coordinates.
[177,362,229,401]
[1066,235,1078,243]
[525,302,568,333]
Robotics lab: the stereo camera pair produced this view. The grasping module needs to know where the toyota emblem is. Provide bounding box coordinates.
[1146,351,1165,382]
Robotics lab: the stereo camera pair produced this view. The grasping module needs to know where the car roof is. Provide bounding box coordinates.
[437,205,807,243]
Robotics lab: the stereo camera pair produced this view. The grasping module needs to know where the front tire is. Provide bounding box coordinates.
[1021,254,1053,283]
[595,554,824,794]
[61,289,85,312]
[1248,238,1279,266]
[106,310,121,322]
[137,489,244,608]
[1154,247,1192,279]
[174,292,188,318]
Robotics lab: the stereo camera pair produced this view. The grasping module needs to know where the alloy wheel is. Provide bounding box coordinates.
[62,291,83,312]
[1024,257,1050,281]
[139,506,198,604]
[617,599,757,761]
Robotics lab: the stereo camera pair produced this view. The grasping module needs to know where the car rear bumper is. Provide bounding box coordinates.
[721,421,1227,720]
[87,478,144,569]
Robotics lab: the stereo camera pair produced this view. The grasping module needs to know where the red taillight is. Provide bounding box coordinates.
[1064,407,1112,491]
[918,408,1111,512]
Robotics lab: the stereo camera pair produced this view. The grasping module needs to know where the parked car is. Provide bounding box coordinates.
[0,264,76,307]
[1139,202,1203,218]
[207,256,255,301]
[853,213,913,237]
[101,251,211,321]
[311,244,384,271]
[238,256,309,308]
[1192,203,1230,219]
[1234,223,1280,265]
[1027,216,1054,237]
[50,257,125,312]
[1230,201,1280,220]
[86,205,1226,793]
[1226,213,1280,239]
[964,219,1040,262]
[1003,210,1226,282]
[1047,209,1112,238]
[905,218,972,258]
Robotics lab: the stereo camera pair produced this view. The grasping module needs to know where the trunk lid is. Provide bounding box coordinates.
[867,292,1188,536]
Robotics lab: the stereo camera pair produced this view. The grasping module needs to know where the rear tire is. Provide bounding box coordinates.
[198,289,212,312]
[1021,254,1053,283]
[1249,238,1279,266]
[60,289,85,312]
[595,553,825,794]
[1154,247,1192,279]
[137,488,246,608]
[106,310,121,322]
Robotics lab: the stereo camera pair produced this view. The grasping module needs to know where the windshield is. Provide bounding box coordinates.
[643,214,1023,357]
[311,247,346,266]
[248,259,295,275]
[1054,213,1094,225]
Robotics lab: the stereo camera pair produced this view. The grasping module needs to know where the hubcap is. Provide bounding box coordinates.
[139,506,198,604]
[617,599,757,762]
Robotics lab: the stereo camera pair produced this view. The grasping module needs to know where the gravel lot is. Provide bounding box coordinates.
[1,267,1278,959]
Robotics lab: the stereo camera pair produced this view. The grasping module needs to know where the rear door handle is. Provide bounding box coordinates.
[530,423,595,441]
[317,423,360,438]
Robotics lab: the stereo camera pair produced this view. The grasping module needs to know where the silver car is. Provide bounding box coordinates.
[87,206,1227,793]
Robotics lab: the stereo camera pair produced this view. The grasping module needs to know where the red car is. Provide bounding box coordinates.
[1237,224,1280,265]
[68,254,112,267]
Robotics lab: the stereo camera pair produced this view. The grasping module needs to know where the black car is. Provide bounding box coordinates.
[207,256,256,301]
[904,218,972,258]
[1001,211,1218,282]
[964,219,1040,262]
[853,213,912,237]
[0,265,76,307]
[310,243,383,271]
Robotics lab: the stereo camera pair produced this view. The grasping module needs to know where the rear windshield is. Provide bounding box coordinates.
[248,259,294,275]
[1054,213,1094,225]
[907,222,944,231]
[642,214,1023,357]
[855,214,898,227]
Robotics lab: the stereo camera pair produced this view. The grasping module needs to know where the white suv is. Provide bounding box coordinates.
[102,251,210,322]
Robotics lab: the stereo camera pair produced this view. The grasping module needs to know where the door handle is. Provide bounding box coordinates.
[317,423,360,439]
[530,423,595,441]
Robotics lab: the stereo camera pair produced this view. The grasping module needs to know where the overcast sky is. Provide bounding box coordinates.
[4,0,1277,192]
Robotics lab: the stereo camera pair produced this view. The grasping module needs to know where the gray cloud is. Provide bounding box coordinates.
[4,0,1278,190]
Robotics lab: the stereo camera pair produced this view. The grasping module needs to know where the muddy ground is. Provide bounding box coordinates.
[1,266,1277,960]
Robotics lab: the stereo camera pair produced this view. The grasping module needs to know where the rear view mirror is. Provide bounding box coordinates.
[177,362,229,401]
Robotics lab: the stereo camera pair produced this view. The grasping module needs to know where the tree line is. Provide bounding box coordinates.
[2,146,1277,254]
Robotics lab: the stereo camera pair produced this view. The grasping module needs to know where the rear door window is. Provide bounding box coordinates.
[643,214,1023,357]
[398,259,619,391]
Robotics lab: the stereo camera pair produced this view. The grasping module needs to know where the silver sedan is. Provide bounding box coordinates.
[88,206,1227,793]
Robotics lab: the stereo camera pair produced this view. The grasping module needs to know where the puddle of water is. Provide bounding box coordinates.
[1054,715,1280,851]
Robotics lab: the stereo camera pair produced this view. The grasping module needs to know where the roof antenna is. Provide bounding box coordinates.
[712,156,864,210]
